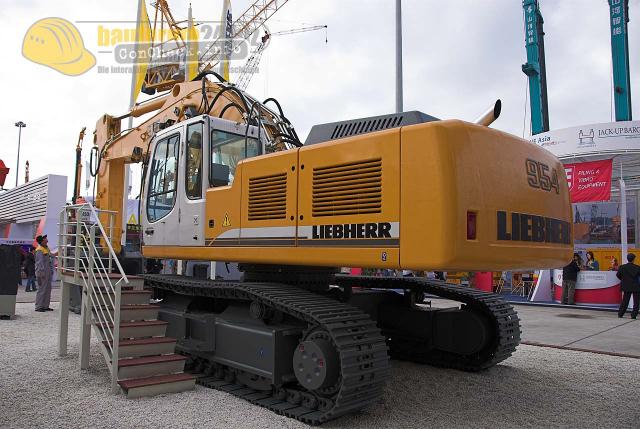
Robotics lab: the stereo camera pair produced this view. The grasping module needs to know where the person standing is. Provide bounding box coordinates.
[616,253,640,319]
[585,251,600,271]
[34,235,55,312]
[24,246,36,292]
[561,253,581,305]
[609,257,619,271]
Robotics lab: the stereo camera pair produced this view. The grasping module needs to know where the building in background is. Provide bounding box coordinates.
[0,175,67,249]
[531,119,640,259]
[530,120,640,306]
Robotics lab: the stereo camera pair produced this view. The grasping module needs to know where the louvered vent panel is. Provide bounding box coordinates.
[312,158,382,217]
[248,173,287,220]
[330,115,403,140]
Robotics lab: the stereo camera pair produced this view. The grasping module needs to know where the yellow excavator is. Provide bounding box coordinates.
[90,71,571,424]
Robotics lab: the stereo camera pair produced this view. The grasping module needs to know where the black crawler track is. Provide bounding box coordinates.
[334,275,522,371]
[142,274,390,425]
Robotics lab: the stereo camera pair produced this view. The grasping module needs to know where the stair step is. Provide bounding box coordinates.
[115,321,168,328]
[91,290,152,306]
[93,286,136,291]
[61,272,145,290]
[118,354,187,380]
[103,337,177,358]
[119,354,186,367]
[95,320,168,339]
[114,337,176,346]
[119,373,196,399]
[94,287,150,293]
[93,304,160,322]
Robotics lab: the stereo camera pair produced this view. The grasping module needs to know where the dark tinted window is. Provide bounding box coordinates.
[147,134,180,222]
[186,123,203,199]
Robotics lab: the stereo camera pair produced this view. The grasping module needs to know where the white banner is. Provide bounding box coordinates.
[530,120,640,158]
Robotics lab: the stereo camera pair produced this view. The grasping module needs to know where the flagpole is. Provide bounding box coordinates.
[395,0,403,113]
[129,0,143,128]
[620,165,628,260]
[187,3,192,79]
[122,0,143,245]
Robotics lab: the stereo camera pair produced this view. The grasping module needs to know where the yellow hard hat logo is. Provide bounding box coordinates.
[22,17,95,76]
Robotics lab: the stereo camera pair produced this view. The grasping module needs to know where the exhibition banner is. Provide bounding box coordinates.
[531,120,640,157]
[564,159,612,203]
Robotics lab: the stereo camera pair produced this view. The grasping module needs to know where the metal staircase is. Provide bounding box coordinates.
[57,203,195,397]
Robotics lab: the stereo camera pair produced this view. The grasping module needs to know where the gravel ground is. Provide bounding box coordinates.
[14,282,61,304]
[1,302,639,429]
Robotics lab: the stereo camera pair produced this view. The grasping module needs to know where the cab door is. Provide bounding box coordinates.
[142,129,182,246]
[178,120,207,245]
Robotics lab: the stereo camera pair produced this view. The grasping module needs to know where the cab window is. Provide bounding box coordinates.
[186,123,203,199]
[210,130,260,185]
[147,134,179,222]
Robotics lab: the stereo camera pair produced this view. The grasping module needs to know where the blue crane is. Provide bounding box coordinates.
[608,0,632,121]
[522,0,550,135]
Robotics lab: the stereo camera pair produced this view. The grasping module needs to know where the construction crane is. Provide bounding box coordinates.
[608,0,632,121]
[235,24,327,91]
[522,0,550,135]
[143,0,291,94]
[141,0,189,95]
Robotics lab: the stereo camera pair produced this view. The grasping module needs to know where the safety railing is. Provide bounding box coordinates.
[58,203,129,393]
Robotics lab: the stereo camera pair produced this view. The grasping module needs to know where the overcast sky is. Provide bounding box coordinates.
[1,0,639,197]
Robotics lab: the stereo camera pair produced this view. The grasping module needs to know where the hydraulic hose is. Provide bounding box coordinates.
[207,86,251,118]
[245,101,263,155]
[263,97,289,122]
[219,102,245,119]
[192,70,226,83]
[263,97,301,145]
[89,146,101,178]
[192,71,226,114]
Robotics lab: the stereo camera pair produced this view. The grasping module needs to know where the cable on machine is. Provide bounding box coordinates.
[207,85,252,118]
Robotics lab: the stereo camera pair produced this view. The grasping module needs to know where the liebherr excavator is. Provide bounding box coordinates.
[91,72,572,424]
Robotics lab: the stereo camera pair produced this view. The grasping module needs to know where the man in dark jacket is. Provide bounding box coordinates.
[24,247,36,292]
[561,253,581,305]
[616,253,640,319]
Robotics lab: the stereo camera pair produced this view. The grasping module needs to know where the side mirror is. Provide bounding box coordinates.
[211,163,230,187]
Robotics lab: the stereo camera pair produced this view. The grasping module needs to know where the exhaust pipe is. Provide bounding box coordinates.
[474,99,501,127]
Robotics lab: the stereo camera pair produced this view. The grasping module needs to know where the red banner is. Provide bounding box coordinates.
[564,159,612,203]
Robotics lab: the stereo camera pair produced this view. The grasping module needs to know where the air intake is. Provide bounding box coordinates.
[312,159,382,217]
[305,111,439,145]
[248,173,287,221]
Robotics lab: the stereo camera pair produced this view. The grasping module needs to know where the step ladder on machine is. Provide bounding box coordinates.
[57,203,195,397]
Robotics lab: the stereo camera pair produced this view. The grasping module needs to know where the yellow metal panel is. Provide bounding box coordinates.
[240,150,298,241]
[401,120,572,271]
[96,156,124,253]
[147,119,572,272]
[297,129,400,266]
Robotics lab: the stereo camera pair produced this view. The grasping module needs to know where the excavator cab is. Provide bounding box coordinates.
[141,115,266,248]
